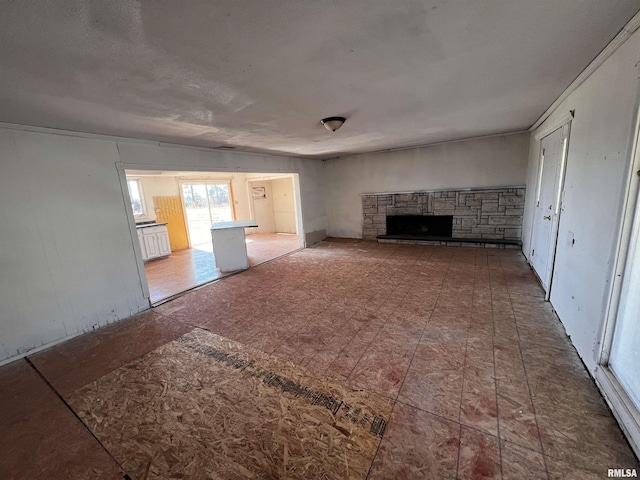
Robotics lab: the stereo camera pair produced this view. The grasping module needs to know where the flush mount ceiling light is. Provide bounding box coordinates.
[321,116,346,132]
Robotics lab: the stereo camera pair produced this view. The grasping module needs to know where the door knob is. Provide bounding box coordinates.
[543,215,551,220]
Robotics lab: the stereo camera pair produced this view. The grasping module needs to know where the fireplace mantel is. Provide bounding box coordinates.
[360,185,526,197]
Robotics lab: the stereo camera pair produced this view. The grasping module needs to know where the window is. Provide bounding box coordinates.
[127,179,145,216]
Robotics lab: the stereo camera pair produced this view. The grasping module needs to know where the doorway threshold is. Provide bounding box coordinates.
[150,247,303,308]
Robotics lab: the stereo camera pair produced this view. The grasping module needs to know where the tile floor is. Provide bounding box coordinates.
[144,232,301,303]
[2,239,638,479]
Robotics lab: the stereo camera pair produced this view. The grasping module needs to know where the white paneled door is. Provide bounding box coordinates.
[529,124,569,294]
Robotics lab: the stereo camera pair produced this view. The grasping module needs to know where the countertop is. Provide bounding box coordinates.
[135,222,168,229]
[211,220,258,230]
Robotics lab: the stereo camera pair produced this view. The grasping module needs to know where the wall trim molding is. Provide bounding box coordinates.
[533,113,574,141]
[529,10,640,132]
[0,330,83,368]
[594,367,640,459]
[0,121,301,160]
[324,130,529,162]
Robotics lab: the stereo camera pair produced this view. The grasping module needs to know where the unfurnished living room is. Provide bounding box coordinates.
[2,2,640,479]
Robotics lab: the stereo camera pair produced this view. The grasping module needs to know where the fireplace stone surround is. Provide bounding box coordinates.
[362,187,524,247]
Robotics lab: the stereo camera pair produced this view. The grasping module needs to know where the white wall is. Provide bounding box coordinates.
[136,176,181,222]
[0,127,326,363]
[522,28,640,373]
[325,133,530,238]
[249,180,277,233]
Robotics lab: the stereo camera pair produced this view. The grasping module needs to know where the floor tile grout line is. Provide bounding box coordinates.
[23,357,129,478]
[267,245,409,368]
[338,248,425,381]
[364,245,440,480]
[150,244,305,305]
[304,251,404,371]
[386,247,460,478]
[488,252,505,480]
[456,247,493,479]
[392,396,555,457]
[498,254,551,480]
[218,248,387,358]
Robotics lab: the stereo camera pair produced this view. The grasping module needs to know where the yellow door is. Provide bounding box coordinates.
[153,196,190,251]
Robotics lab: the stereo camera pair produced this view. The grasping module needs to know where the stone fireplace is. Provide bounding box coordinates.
[362,187,524,247]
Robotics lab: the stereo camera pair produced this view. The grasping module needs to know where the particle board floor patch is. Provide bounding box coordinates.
[67,328,394,479]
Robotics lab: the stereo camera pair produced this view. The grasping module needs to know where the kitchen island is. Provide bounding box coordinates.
[210,220,258,272]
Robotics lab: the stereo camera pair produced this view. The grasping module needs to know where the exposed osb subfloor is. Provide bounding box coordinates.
[144,232,300,303]
[69,328,393,479]
[2,239,638,479]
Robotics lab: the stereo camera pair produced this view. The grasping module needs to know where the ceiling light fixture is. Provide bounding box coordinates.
[321,116,346,132]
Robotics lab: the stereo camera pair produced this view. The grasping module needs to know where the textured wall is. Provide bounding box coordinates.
[326,133,530,238]
[522,27,640,373]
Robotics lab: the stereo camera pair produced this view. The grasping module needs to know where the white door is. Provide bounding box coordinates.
[529,125,569,292]
[272,178,297,234]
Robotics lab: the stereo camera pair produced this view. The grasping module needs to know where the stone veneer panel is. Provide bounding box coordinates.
[362,187,525,242]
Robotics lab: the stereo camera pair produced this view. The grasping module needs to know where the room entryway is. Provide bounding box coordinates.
[181,182,234,246]
[144,232,301,303]
[248,176,298,236]
[123,170,303,304]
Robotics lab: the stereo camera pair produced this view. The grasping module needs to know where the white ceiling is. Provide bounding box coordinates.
[1,1,638,159]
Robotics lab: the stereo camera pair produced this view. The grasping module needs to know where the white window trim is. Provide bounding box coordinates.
[127,178,147,218]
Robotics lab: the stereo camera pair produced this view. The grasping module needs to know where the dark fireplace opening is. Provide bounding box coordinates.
[386,215,453,239]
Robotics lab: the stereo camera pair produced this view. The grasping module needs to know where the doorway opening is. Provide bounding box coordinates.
[123,170,303,304]
[182,182,235,246]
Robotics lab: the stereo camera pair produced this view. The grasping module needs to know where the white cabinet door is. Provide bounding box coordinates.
[143,232,160,259]
[137,229,148,261]
[157,229,171,256]
[139,225,171,261]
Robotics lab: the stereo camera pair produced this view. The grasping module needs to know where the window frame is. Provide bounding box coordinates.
[127,178,147,217]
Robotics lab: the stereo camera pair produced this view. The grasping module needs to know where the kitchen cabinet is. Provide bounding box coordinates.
[136,223,171,261]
